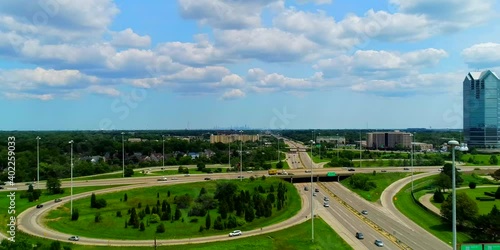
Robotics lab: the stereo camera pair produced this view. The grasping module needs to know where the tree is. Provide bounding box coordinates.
[124,167,134,177]
[213,216,224,230]
[124,193,128,202]
[156,223,165,233]
[441,163,463,186]
[174,207,182,220]
[150,214,160,223]
[276,161,283,169]
[471,205,500,242]
[90,193,96,208]
[140,222,145,231]
[197,163,206,171]
[46,176,62,194]
[492,169,500,181]
[245,206,255,222]
[469,182,476,189]
[434,173,452,192]
[71,208,79,221]
[441,193,478,228]
[433,189,445,203]
[205,213,211,230]
[496,186,500,199]
[94,212,102,223]
[49,241,61,250]
[490,155,498,165]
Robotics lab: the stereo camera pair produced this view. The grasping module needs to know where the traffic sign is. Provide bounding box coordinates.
[484,244,500,250]
[327,172,336,177]
[461,244,482,250]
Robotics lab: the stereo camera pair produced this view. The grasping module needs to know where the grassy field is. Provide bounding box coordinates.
[429,187,500,215]
[8,217,352,250]
[460,154,498,165]
[0,185,125,235]
[394,175,470,245]
[73,168,225,181]
[45,178,301,240]
[308,152,331,163]
[340,172,411,202]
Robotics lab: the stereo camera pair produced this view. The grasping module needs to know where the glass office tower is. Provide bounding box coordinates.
[463,70,500,148]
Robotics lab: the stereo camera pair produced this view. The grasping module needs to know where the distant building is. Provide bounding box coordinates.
[463,70,500,148]
[413,142,433,151]
[210,134,260,144]
[367,131,412,149]
[315,136,346,145]
[128,138,143,143]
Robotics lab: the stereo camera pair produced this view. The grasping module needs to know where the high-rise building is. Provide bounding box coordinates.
[210,134,260,144]
[366,131,411,149]
[463,70,500,148]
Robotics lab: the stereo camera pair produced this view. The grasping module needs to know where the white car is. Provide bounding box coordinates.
[68,236,79,241]
[157,177,168,181]
[229,230,242,237]
[375,239,384,247]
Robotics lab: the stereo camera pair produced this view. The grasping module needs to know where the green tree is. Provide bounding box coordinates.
[71,208,79,221]
[245,206,255,222]
[174,207,182,220]
[490,155,499,165]
[205,213,211,230]
[124,167,134,177]
[197,162,206,171]
[139,222,145,231]
[434,173,452,192]
[90,193,96,208]
[46,176,62,194]
[276,161,283,169]
[156,223,165,233]
[124,193,128,202]
[49,241,61,250]
[433,189,445,203]
[441,193,478,227]
[496,186,500,199]
[150,214,160,223]
[469,182,476,189]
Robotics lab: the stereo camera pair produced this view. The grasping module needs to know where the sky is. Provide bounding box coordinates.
[1,0,500,130]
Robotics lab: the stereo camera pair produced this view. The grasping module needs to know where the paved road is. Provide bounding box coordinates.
[380,172,451,250]
[17,177,313,246]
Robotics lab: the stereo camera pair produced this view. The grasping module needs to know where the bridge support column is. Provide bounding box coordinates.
[337,176,339,182]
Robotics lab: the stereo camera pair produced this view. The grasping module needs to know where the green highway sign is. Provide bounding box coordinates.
[461,244,482,250]
[327,172,336,177]
[484,244,500,250]
[316,144,321,148]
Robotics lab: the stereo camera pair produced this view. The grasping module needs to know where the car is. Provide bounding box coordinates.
[315,188,319,192]
[348,168,355,171]
[381,170,387,172]
[374,239,384,247]
[171,177,178,180]
[323,203,329,207]
[0,186,4,189]
[304,186,309,191]
[229,230,242,237]
[313,193,317,196]
[305,170,311,173]
[403,167,410,170]
[237,176,244,179]
[54,198,62,203]
[323,197,329,201]
[68,236,79,241]
[157,177,168,181]
[356,232,364,239]
[184,174,191,177]
[361,210,368,215]
[204,177,211,180]
[36,204,43,208]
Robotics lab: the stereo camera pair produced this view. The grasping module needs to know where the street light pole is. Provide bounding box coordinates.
[310,139,314,242]
[36,136,40,189]
[239,130,243,181]
[69,140,74,217]
[448,140,467,250]
[162,135,165,167]
[229,140,231,168]
[121,132,125,178]
[411,133,414,192]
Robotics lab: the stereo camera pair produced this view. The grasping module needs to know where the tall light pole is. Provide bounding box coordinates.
[69,140,74,217]
[36,136,41,189]
[310,139,314,242]
[121,132,125,178]
[239,130,243,181]
[228,139,231,168]
[162,135,165,167]
[277,135,280,162]
[448,140,468,250]
[411,133,414,192]
[318,132,321,160]
[359,132,362,168]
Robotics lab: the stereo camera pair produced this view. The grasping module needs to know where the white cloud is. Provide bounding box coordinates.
[390,0,495,31]
[178,0,282,29]
[214,28,317,62]
[215,74,245,88]
[164,66,230,83]
[315,48,448,78]
[246,68,320,93]
[156,34,227,66]
[4,92,54,101]
[86,85,120,96]
[462,43,500,69]
[220,89,245,100]
[296,0,332,5]
[111,28,151,48]
[0,0,119,41]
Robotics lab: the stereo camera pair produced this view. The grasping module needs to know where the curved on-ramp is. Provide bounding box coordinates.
[17,178,312,247]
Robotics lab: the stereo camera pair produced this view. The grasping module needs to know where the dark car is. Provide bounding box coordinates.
[403,167,410,170]
[356,232,364,239]
[54,198,62,203]
[204,177,211,180]
[36,204,43,208]
[348,168,355,171]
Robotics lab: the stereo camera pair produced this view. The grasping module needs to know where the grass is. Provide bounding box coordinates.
[45,178,301,240]
[307,152,331,163]
[0,185,125,235]
[340,172,411,202]
[73,168,228,181]
[393,175,471,245]
[429,187,500,215]
[9,217,352,250]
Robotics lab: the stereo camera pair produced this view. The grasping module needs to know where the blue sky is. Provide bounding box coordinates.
[1,0,500,130]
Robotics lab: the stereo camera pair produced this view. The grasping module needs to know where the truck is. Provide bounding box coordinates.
[268,169,278,175]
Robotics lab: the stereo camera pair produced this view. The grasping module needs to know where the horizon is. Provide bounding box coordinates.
[1,1,499,130]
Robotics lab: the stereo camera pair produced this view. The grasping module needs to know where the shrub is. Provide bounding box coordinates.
[156,223,165,233]
[124,193,128,202]
[199,225,204,232]
[190,218,199,223]
[95,198,107,209]
[138,202,142,208]
[140,222,145,231]
[150,214,160,224]
[94,212,102,223]
[116,211,122,217]
[433,189,445,203]
[71,208,79,221]
[469,182,476,189]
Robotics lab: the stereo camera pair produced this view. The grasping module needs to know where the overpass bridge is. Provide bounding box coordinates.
[270,171,354,183]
